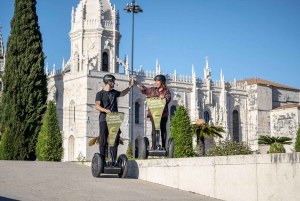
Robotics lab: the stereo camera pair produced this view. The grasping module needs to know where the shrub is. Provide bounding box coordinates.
[269,142,285,153]
[35,101,63,161]
[205,140,252,156]
[258,135,292,154]
[126,141,133,160]
[170,105,196,158]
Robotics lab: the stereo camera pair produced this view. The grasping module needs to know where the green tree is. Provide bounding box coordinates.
[126,141,133,160]
[0,0,47,160]
[294,124,300,152]
[170,105,196,158]
[258,135,292,153]
[192,119,224,156]
[36,101,63,161]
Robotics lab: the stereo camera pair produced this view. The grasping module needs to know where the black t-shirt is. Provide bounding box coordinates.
[95,89,121,122]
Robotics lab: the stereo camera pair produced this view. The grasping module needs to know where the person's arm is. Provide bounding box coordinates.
[95,92,110,113]
[95,100,111,114]
[120,76,135,97]
[135,80,148,94]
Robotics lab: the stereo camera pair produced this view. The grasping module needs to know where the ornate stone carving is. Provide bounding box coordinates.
[272,113,297,136]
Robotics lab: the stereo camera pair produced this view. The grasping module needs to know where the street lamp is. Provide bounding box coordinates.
[124,0,143,148]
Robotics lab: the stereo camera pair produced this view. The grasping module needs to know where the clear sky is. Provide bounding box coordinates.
[1,0,300,88]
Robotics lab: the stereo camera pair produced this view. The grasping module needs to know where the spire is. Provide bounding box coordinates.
[205,56,209,69]
[220,69,223,81]
[192,64,196,77]
[156,59,159,74]
[62,57,65,69]
[46,63,49,75]
[204,56,211,80]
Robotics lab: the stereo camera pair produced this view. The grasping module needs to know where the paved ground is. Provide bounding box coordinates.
[0,161,222,201]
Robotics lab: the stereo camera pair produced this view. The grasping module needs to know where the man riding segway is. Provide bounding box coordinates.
[91,74,135,178]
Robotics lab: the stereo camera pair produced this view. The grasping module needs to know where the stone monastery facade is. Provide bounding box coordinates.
[1,0,299,161]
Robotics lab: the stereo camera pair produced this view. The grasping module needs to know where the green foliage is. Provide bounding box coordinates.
[269,142,285,153]
[0,128,15,159]
[0,0,48,160]
[294,124,300,152]
[36,101,63,161]
[192,123,224,156]
[258,135,292,145]
[126,141,133,159]
[258,135,292,154]
[170,105,196,158]
[205,140,253,156]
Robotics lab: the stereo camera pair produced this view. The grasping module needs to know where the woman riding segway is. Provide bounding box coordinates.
[134,75,174,158]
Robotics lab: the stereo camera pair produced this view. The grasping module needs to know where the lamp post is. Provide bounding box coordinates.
[124,1,143,149]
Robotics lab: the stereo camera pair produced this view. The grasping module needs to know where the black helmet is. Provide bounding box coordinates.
[103,74,116,84]
[154,74,166,82]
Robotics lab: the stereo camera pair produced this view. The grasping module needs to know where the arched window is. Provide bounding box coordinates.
[232,110,239,142]
[135,102,140,124]
[102,52,108,72]
[70,101,75,123]
[204,111,210,124]
[170,105,176,121]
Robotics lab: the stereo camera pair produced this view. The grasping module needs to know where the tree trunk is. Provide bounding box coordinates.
[200,137,205,156]
[196,135,201,156]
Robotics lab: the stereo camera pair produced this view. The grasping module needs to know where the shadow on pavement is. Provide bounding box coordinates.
[0,196,19,201]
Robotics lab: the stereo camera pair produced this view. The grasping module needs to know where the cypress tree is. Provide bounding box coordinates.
[0,0,47,160]
[36,101,63,161]
[170,105,196,158]
[295,124,300,152]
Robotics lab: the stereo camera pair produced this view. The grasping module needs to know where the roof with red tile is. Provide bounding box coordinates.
[272,103,300,110]
[236,78,300,91]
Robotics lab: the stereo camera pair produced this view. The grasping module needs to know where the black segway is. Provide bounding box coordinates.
[141,98,174,159]
[91,112,128,178]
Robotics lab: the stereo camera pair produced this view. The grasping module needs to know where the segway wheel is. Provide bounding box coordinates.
[117,154,128,178]
[91,153,103,177]
[168,137,174,158]
[141,137,149,159]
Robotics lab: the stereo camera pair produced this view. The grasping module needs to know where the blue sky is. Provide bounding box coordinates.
[1,0,300,88]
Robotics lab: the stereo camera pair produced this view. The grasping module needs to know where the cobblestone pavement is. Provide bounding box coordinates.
[0,161,222,201]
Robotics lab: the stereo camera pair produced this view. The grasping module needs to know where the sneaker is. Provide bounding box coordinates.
[161,147,166,151]
[103,160,108,167]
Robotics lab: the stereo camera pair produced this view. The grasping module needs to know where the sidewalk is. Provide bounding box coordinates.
[0,161,222,201]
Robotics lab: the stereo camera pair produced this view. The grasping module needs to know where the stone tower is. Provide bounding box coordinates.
[64,0,121,74]
[47,0,131,161]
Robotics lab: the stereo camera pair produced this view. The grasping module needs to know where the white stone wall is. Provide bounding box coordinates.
[127,153,300,201]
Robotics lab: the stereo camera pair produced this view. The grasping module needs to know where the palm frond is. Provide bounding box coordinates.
[88,137,99,146]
